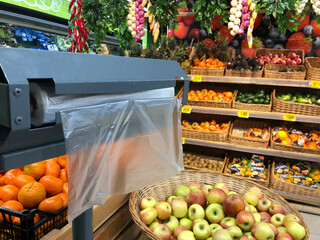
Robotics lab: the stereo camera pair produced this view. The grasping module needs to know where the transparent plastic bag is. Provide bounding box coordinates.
[60,94,183,222]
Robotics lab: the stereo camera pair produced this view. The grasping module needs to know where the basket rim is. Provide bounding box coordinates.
[233,89,273,111]
[273,91,320,110]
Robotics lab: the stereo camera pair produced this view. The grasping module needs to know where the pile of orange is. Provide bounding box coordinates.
[188,89,233,102]
[0,155,68,226]
[193,58,225,69]
[182,120,229,132]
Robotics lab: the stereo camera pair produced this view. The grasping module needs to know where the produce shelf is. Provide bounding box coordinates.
[271,189,320,206]
[183,106,320,124]
[184,138,320,163]
[182,75,316,88]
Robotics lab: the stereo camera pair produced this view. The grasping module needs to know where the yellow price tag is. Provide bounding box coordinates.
[284,113,296,122]
[182,137,185,144]
[192,75,202,82]
[238,110,250,118]
[311,80,320,89]
[182,106,192,114]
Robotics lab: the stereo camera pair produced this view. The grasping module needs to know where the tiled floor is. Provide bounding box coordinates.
[300,212,320,240]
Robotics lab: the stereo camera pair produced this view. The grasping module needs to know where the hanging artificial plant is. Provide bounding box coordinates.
[67,0,89,53]
[82,0,134,49]
[193,0,229,34]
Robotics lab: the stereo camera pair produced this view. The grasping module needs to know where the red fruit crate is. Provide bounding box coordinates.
[0,206,67,240]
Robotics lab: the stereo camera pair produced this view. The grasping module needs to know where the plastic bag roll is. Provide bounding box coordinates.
[30,82,174,127]
[60,97,183,222]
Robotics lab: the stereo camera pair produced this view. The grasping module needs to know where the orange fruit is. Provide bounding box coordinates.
[199,61,206,68]
[24,162,46,180]
[0,176,4,186]
[57,155,67,168]
[225,92,233,98]
[0,200,3,206]
[59,169,67,183]
[46,157,58,163]
[34,214,41,223]
[3,169,24,185]
[307,141,318,149]
[0,185,19,202]
[193,58,200,66]
[0,200,23,221]
[18,181,46,209]
[38,196,64,213]
[62,183,68,194]
[44,161,60,178]
[39,176,63,196]
[56,193,68,206]
[12,175,36,189]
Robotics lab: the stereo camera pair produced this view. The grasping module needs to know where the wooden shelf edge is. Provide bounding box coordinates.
[184,138,320,163]
[271,189,320,206]
[184,75,314,88]
[184,106,320,124]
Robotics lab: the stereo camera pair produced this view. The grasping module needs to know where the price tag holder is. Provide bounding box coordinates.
[192,75,202,82]
[182,106,192,114]
[238,110,250,118]
[311,80,320,89]
[182,137,185,145]
[284,113,296,122]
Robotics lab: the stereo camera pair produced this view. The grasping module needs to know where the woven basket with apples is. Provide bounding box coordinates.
[129,170,309,240]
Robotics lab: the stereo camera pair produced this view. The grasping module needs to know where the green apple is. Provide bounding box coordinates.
[174,185,191,198]
[209,223,222,234]
[193,221,211,240]
[283,214,302,227]
[206,188,226,205]
[163,215,179,232]
[140,196,157,210]
[205,203,225,224]
[180,218,192,230]
[172,199,188,218]
[139,207,157,225]
[243,191,259,206]
[149,221,160,232]
[214,183,229,194]
[174,225,188,238]
[153,224,172,240]
[220,217,237,229]
[167,196,177,205]
[178,230,196,240]
[201,184,213,196]
[189,182,201,191]
[270,213,285,227]
[188,204,205,221]
[249,187,262,198]
[252,213,262,223]
[226,225,243,239]
[286,222,305,240]
[244,232,252,235]
[251,222,274,240]
[212,229,232,240]
[277,226,287,234]
[227,191,239,196]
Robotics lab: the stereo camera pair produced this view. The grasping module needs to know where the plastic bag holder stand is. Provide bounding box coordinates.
[72,208,93,240]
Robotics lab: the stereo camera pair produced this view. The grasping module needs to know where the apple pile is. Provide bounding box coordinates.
[256,53,303,65]
[139,182,306,240]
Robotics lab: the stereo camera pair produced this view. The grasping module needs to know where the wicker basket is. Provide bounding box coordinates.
[182,67,190,74]
[229,119,270,149]
[177,85,236,109]
[272,89,320,117]
[270,124,320,155]
[255,48,305,64]
[225,68,263,78]
[270,161,320,199]
[223,153,270,187]
[129,170,310,240]
[233,89,274,112]
[305,57,320,80]
[182,114,230,142]
[264,64,306,80]
[183,146,227,173]
[190,67,225,76]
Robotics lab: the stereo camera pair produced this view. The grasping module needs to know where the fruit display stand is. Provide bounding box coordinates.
[178,74,320,207]
[130,170,310,239]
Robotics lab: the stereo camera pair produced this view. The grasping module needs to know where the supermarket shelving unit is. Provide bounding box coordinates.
[179,75,320,206]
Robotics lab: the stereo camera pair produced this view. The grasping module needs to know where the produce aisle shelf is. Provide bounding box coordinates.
[272,189,320,206]
[182,75,315,88]
[184,138,320,163]
[184,106,320,124]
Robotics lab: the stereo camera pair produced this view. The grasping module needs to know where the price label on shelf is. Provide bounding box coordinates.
[182,137,185,145]
[181,106,192,114]
[192,75,202,82]
[311,80,320,89]
[284,113,296,122]
[238,110,250,118]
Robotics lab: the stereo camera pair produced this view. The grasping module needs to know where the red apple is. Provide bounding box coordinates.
[140,207,158,225]
[256,197,271,212]
[188,182,201,190]
[236,210,256,232]
[214,183,229,194]
[207,188,226,205]
[187,28,200,40]
[276,232,294,240]
[220,217,237,229]
[252,222,274,240]
[259,212,271,223]
[153,224,172,240]
[187,189,206,207]
[174,22,189,39]
[155,202,172,220]
[240,236,256,240]
[283,214,302,227]
[269,204,285,216]
[223,194,246,218]
[201,184,213,197]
